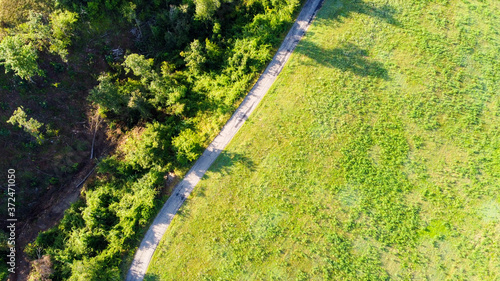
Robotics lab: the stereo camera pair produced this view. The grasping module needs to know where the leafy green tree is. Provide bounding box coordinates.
[126,89,151,118]
[147,4,191,52]
[91,56,186,122]
[205,38,222,67]
[160,61,175,77]
[88,74,126,115]
[121,2,141,36]
[18,11,51,47]
[123,53,155,81]
[194,0,220,19]
[49,10,78,61]
[111,170,161,238]
[122,54,186,116]
[181,39,206,75]
[0,35,43,80]
[0,9,77,79]
[81,184,118,231]
[7,106,45,143]
[122,121,174,170]
[68,252,121,281]
[172,128,204,165]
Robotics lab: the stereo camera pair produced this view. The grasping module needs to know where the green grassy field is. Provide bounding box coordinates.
[146,0,500,279]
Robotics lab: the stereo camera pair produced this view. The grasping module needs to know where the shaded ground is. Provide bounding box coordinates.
[0,24,137,280]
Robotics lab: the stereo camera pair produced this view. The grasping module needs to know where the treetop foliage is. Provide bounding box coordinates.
[194,0,222,20]
[48,10,78,60]
[7,106,45,143]
[123,54,154,79]
[0,9,77,80]
[0,35,43,80]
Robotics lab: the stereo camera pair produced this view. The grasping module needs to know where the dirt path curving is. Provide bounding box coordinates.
[126,0,324,279]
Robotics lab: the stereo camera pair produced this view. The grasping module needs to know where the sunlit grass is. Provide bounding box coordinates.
[147,0,500,279]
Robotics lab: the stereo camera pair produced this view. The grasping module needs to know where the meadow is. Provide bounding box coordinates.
[147,0,500,279]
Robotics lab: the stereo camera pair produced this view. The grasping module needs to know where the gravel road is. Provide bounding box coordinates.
[126,0,323,279]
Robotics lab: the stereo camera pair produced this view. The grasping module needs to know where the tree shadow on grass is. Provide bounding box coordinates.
[144,273,161,281]
[296,41,390,80]
[210,150,255,175]
[190,150,255,199]
[172,150,254,221]
[321,0,400,26]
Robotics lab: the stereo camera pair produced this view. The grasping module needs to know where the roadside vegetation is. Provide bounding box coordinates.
[0,0,306,279]
[147,0,500,279]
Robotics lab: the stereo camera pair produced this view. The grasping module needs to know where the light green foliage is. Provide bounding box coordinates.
[17,10,77,60]
[82,184,118,231]
[110,170,162,236]
[7,106,45,143]
[0,9,77,79]
[181,39,207,75]
[160,61,175,77]
[38,168,164,280]
[0,35,43,80]
[18,11,51,47]
[172,128,204,164]
[204,38,221,65]
[194,0,221,20]
[123,54,155,80]
[122,122,174,170]
[91,54,188,119]
[247,0,300,44]
[148,0,500,279]
[88,74,125,115]
[49,10,78,61]
[68,253,121,281]
[126,88,151,118]
[121,1,137,24]
[226,38,271,80]
[0,0,52,27]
